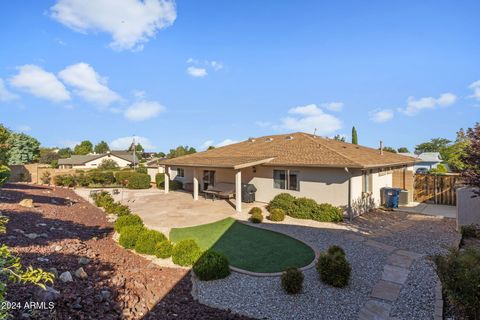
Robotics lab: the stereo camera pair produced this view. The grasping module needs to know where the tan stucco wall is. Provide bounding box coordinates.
[456,187,480,229]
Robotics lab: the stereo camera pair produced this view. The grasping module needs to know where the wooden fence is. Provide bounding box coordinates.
[414,173,459,206]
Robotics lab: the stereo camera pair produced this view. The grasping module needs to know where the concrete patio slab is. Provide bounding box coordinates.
[381,265,410,285]
[397,202,456,219]
[358,300,392,320]
[387,253,414,269]
[370,280,402,302]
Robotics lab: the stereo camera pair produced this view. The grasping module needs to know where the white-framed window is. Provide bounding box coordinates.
[362,170,372,193]
[176,168,185,177]
[273,169,300,191]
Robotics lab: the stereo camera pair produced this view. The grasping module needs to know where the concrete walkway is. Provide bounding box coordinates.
[396,202,456,219]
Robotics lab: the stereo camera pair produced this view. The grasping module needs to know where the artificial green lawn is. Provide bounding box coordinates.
[169,218,315,273]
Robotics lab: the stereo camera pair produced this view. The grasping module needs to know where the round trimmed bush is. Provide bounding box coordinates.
[119,225,145,249]
[134,229,167,255]
[193,250,230,281]
[114,214,143,233]
[267,208,285,222]
[172,239,203,266]
[248,207,262,215]
[281,267,304,294]
[315,203,344,222]
[316,250,351,288]
[327,245,345,256]
[249,211,263,223]
[155,240,174,259]
[267,193,296,215]
[127,173,151,189]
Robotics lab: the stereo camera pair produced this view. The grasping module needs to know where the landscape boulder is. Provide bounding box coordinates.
[19,199,34,208]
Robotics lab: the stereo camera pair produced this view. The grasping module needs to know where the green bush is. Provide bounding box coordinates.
[292,197,319,219]
[281,267,304,294]
[158,178,183,190]
[40,171,51,184]
[127,173,151,189]
[114,214,143,233]
[327,245,346,256]
[267,193,296,215]
[317,246,351,288]
[114,170,135,185]
[75,172,92,187]
[155,173,165,188]
[134,229,167,255]
[88,171,116,186]
[98,159,119,170]
[92,191,114,208]
[155,240,174,259]
[119,225,145,249]
[249,211,263,223]
[193,250,230,281]
[267,208,285,222]
[104,202,131,216]
[248,207,262,215]
[461,224,479,239]
[53,174,76,187]
[135,166,147,174]
[172,239,203,266]
[0,166,10,187]
[434,248,480,318]
[314,204,344,222]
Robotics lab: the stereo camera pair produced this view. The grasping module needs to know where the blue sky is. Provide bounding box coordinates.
[1,0,479,152]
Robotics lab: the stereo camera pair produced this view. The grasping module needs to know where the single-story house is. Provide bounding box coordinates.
[58,151,137,169]
[161,132,417,215]
[398,152,443,171]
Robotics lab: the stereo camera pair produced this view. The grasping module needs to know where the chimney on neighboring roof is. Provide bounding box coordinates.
[380,141,384,155]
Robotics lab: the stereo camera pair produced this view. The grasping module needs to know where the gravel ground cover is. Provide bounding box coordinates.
[193,222,389,320]
[0,183,253,320]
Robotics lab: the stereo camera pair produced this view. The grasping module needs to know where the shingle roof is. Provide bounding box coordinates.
[58,151,137,165]
[399,152,442,163]
[162,132,417,169]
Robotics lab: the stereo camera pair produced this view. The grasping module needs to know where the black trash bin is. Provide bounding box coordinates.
[241,184,257,203]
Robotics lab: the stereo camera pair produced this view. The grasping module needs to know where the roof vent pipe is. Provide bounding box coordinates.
[286,136,294,140]
[265,137,273,142]
[380,141,384,155]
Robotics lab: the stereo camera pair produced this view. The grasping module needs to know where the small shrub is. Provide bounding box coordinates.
[134,229,167,255]
[75,172,92,187]
[114,214,143,233]
[434,248,480,318]
[53,174,76,187]
[135,166,147,174]
[127,173,151,189]
[292,197,319,219]
[314,203,344,222]
[248,207,262,215]
[19,172,31,182]
[92,191,114,208]
[40,171,51,184]
[327,245,346,256]
[193,250,230,281]
[158,178,183,190]
[267,193,296,215]
[267,208,285,221]
[172,239,203,266]
[115,171,135,186]
[88,171,116,186]
[104,202,131,216]
[281,267,304,294]
[317,247,351,288]
[155,173,165,188]
[0,166,10,187]
[249,211,263,223]
[98,159,119,170]
[119,225,145,249]
[461,224,479,239]
[155,240,174,259]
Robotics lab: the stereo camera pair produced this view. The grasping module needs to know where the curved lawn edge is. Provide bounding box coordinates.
[229,221,318,277]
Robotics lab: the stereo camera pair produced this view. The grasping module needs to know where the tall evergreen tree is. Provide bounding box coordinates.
[6,133,40,165]
[351,126,358,145]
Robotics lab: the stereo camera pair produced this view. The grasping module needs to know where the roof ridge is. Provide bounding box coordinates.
[300,132,364,167]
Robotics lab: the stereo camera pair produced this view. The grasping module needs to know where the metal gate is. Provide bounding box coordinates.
[414,174,459,206]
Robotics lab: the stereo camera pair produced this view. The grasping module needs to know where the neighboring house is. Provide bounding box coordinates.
[58,151,137,169]
[399,152,443,171]
[162,132,417,215]
[145,158,165,182]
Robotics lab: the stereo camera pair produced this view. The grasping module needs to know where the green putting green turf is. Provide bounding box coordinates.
[169,218,315,273]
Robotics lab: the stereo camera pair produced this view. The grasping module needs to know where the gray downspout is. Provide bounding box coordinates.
[345,167,353,222]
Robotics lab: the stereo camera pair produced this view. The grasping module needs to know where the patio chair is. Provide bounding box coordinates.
[204,182,235,201]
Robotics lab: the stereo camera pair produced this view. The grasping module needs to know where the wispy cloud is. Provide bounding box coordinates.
[110,136,155,150]
[0,78,19,102]
[281,104,342,135]
[320,102,344,112]
[50,0,176,51]
[400,92,456,116]
[369,109,394,123]
[124,100,165,121]
[186,58,224,77]
[9,65,70,102]
[187,66,207,78]
[468,80,480,101]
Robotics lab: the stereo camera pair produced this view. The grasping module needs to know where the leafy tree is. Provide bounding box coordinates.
[167,146,197,158]
[440,129,470,172]
[382,146,397,153]
[74,140,93,155]
[128,143,144,153]
[428,163,448,175]
[207,146,216,150]
[333,135,346,142]
[156,152,166,158]
[57,147,72,159]
[94,141,110,154]
[98,158,119,170]
[39,148,60,165]
[351,127,358,145]
[6,133,40,165]
[461,123,480,194]
[0,124,11,165]
[415,138,451,154]
[397,147,410,153]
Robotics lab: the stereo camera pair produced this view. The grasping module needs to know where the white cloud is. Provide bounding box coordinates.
[282,104,342,135]
[132,89,146,99]
[9,65,70,102]
[215,139,238,147]
[50,0,176,51]
[110,136,155,150]
[369,109,394,123]
[0,79,19,102]
[124,100,165,121]
[200,140,214,149]
[468,80,480,101]
[210,61,223,71]
[401,92,457,116]
[320,102,344,112]
[58,62,121,106]
[187,66,207,78]
[17,125,31,132]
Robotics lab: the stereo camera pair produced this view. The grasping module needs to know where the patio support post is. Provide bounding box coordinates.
[193,168,199,200]
[235,170,242,213]
[164,166,169,194]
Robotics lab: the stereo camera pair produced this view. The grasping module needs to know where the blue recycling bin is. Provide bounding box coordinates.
[384,188,401,208]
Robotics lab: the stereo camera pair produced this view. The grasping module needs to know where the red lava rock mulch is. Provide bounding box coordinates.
[0,183,253,320]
